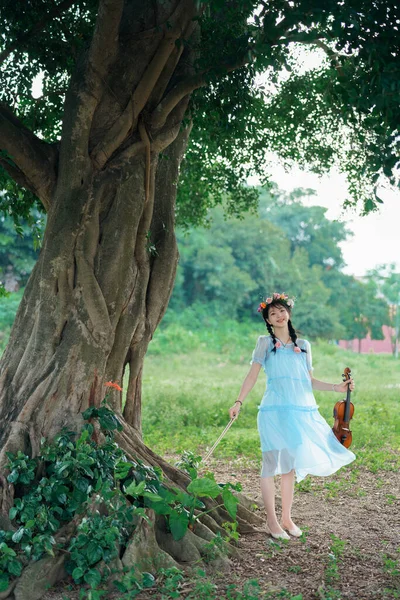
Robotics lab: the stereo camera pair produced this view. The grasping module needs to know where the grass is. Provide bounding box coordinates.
[139,324,400,474]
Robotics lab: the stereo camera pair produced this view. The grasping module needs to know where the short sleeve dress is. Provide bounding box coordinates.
[251,335,355,482]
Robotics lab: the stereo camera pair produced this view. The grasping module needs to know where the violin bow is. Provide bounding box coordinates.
[202,416,237,464]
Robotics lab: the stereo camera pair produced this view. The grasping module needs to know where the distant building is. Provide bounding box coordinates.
[339,325,395,354]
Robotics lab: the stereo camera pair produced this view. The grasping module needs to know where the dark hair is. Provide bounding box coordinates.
[261,300,306,355]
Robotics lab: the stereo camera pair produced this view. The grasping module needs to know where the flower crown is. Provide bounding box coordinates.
[257,292,295,313]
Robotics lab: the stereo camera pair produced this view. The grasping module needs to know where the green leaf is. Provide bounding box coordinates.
[142,572,155,588]
[222,487,239,520]
[125,480,146,497]
[0,573,10,592]
[82,407,98,420]
[0,544,16,557]
[7,470,19,484]
[86,541,103,566]
[25,520,35,529]
[114,460,134,480]
[9,507,18,520]
[187,477,221,498]
[84,568,102,588]
[8,559,22,577]
[72,567,84,581]
[12,527,25,543]
[169,511,189,541]
[149,502,171,516]
[142,491,163,502]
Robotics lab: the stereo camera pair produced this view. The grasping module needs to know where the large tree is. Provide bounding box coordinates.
[0,0,399,590]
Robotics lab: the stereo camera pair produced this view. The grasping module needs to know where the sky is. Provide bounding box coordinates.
[265,164,400,277]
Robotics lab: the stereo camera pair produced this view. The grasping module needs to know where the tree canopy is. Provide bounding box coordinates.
[1,0,399,230]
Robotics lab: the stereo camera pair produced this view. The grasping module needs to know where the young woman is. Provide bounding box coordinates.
[229,293,355,540]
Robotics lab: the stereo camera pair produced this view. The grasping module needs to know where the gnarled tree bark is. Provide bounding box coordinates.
[0,2,263,596]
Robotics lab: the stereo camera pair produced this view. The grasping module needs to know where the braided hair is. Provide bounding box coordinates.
[261,300,306,355]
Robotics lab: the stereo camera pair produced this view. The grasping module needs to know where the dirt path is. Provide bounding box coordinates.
[43,460,399,599]
[207,459,400,600]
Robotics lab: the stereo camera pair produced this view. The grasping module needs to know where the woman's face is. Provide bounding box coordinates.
[266,303,290,328]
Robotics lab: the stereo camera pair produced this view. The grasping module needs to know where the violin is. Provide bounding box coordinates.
[332,367,354,448]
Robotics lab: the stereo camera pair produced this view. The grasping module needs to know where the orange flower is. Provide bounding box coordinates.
[260,302,267,309]
[105,381,123,392]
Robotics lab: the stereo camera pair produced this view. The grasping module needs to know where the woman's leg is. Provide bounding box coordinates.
[280,469,300,530]
[260,476,286,535]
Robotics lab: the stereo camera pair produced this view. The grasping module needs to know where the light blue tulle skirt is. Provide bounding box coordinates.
[257,405,356,482]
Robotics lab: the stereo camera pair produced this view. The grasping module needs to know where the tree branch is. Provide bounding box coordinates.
[58,0,124,178]
[90,33,177,170]
[87,0,125,86]
[0,0,76,65]
[151,52,249,132]
[0,103,57,210]
[0,158,45,207]
[151,73,205,131]
[90,0,199,170]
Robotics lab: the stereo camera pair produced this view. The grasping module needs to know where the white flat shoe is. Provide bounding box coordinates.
[270,530,290,541]
[281,524,302,537]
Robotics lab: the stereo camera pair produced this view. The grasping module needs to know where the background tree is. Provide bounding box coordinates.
[338,277,389,352]
[258,185,351,271]
[0,0,399,586]
[170,189,351,339]
[366,264,400,355]
[0,211,42,291]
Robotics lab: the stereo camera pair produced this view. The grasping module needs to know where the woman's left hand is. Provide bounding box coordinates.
[336,378,355,393]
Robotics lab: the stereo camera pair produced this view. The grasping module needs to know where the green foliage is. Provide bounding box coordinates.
[258,186,350,270]
[0,401,242,596]
[167,189,391,342]
[0,1,398,226]
[0,211,42,286]
[337,277,389,342]
[226,579,262,600]
[318,535,347,600]
[0,187,392,356]
[113,569,156,598]
[382,550,400,578]
[366,264,400,350]
[175,450,202,481]
[0,287,24,352]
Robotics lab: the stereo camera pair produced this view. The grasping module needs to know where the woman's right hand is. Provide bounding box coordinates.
[229,402,241,420]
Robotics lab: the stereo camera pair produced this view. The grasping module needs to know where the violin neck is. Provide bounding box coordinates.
[344,385,351,422]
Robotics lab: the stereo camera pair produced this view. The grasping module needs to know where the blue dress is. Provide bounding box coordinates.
[251,336,355,482]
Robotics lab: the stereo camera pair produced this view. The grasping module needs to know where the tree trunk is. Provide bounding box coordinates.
[0,4,263,595]
[0,0,197,465]
[0,125,188,465]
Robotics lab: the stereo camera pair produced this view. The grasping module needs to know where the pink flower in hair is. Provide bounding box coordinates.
[273,292,281,299]
[266,297,272,303]
[294,346,301,353]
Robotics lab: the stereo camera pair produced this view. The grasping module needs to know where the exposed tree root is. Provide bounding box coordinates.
[13,556,66,600]
[122,509,180,573]
[0,417,266,600]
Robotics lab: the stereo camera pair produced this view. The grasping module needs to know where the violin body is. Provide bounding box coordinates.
[332,367,354,448]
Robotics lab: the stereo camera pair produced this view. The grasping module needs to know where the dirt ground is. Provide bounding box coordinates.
[205,458,400,600]
[42,457,400,600]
